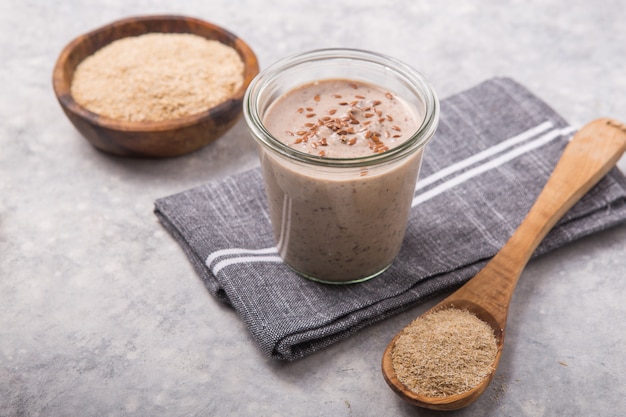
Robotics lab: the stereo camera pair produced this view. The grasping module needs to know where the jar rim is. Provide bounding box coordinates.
[243,48,439,167]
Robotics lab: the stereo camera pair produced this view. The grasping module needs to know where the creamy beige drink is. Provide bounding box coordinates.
[259,79,423,282]
[244,48,439,283]
[263,79,418,158]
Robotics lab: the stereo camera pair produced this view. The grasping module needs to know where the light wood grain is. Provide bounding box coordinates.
[382,118,626,410]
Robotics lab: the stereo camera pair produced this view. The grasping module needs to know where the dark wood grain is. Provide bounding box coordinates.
[52,15,259,158]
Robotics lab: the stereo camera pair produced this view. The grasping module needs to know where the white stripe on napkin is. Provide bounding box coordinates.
[411,124,575,207]
[206,246,279,266]
[212,255,284,275]
[415,120,555,190]
[206,121,574,275]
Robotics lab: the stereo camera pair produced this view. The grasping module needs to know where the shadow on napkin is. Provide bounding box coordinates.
[154,77,626,360]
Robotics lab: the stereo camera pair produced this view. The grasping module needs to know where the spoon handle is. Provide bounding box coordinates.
[504,118,626,269]
[442,118,626,326]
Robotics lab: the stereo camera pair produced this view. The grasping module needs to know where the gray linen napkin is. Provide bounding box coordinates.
[154,77,626,361]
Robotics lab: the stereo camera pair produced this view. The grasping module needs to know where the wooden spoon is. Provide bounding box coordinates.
[381,118,626,411]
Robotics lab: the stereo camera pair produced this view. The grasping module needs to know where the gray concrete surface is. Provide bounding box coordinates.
[2,1,625,416]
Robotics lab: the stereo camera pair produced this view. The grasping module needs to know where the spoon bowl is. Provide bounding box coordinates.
[382,118,626,410]
[382,300,505,410]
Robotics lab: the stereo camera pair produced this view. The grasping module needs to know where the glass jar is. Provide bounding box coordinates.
[243,48,439,284]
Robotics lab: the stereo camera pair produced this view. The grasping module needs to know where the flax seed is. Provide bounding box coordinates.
[262,78,419,158]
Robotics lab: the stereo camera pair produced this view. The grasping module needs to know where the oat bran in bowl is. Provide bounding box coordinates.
[52,15,259,158]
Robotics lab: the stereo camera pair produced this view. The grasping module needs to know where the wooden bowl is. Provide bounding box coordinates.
[52,15,259,158]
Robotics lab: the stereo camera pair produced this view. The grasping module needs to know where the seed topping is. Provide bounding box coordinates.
[277,80,411,157]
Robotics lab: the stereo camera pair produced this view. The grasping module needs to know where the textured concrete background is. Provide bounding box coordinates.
[1,1,625,416]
